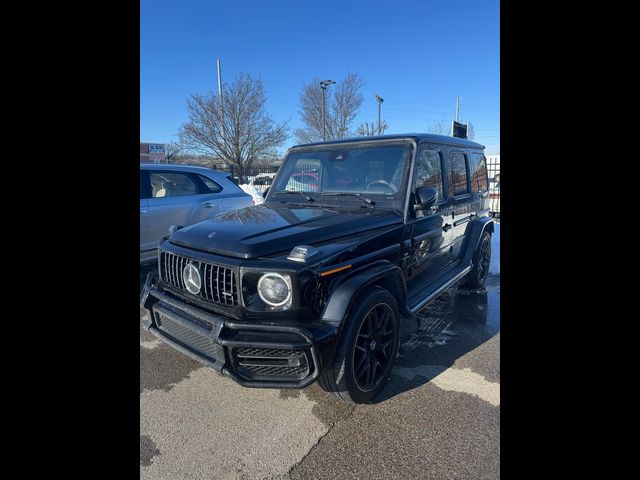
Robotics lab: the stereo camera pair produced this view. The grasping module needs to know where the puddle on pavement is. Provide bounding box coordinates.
[140,435,161,467]
[375,275,500,401]
[400,275,500,353]
[139,315,202,394]
[279,384,355,428]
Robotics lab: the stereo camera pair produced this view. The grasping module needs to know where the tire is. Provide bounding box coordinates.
[318,286,400,404]
[463,231,492,289]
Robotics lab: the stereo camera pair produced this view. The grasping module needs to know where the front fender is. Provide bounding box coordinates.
[321,262,409,328]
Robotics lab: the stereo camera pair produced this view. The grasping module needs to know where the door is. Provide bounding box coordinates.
[446,149,473,259]
[146,170,211,249]
[404,144,453,281]
[140,170,154,255]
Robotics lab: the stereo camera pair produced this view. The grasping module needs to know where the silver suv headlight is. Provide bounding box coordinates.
[257,272,292,308]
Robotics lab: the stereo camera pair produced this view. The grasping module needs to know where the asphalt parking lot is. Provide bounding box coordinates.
[140,236,500,479]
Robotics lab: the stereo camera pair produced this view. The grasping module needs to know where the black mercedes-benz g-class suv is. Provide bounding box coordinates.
[141,134,493,403]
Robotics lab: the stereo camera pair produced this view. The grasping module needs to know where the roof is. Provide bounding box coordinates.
[140,163,232,177]
[291,133,484,150]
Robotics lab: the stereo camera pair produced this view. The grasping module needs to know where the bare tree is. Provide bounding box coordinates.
[165,142,182,163]
[356,120,389,136]
[179,73,288,179]
[294,73,365,143]
[427,121,451,136]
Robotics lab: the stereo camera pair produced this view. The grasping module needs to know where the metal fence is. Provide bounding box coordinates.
[211,164,281,193]
[171,159,281,193]
[486,156,500,216]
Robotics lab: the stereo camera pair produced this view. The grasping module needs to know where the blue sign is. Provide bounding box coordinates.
[149,144,165,154]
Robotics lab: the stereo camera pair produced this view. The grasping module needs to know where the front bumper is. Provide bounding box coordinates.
[140,272,336,389]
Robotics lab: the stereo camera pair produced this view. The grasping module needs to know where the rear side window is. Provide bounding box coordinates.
[149,172,197,198]
[415,149,444,200]
[449,152,469,197]
[470,154,489,193]
[226,174,239,186]
[197,174,222,193]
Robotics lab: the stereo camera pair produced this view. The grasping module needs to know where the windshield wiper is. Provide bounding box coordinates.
[319,192,375,207]
[274,190,315,202]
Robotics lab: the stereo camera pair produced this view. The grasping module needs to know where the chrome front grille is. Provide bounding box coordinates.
[160,251,239,306]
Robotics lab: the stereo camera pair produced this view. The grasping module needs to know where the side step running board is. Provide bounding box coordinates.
[408,263,472,315]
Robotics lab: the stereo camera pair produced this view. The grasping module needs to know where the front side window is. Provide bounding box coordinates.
[449,152,469,197]
[140,172,150,199]
[271,141,413,211]
[150,172,197,198]
[414,149,444,200]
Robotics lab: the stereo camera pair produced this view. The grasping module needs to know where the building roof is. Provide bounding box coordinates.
[291,133,485,150]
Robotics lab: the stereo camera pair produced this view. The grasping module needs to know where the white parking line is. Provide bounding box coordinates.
[393,364,500,406]
[140,339,163,350]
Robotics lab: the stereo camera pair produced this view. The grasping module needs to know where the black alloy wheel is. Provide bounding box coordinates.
[463,230,492,289]
[353,303,396,391]
[318,286,400,404]
[476,234,491,285]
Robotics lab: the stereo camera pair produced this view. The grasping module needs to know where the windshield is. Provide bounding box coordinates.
[270,140,413,212]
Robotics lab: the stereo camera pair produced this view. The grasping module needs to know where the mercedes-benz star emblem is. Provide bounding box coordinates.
[182,262,202,295]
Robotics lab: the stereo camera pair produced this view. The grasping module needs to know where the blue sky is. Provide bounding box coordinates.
[141,0,500,154]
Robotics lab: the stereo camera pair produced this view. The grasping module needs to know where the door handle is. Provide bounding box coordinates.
[443,223,452,232]
[453,216,471,227]
[203,202,215,208]
[140,209,148,214]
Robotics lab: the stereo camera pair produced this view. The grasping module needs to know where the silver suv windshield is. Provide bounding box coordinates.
[270,140,414,212]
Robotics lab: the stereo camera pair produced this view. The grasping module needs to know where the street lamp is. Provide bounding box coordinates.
[320,79,336,140]
[374,94,384,135]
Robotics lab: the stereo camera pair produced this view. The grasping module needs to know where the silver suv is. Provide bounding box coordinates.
[140,164,253,264]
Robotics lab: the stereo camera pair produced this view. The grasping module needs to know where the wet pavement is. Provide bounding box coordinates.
[140,251,500,479]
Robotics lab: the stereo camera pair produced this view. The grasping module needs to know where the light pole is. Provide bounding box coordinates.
[374,94,384,135]
[320,79,335,140]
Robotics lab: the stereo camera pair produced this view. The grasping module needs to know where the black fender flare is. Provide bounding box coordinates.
[460,217,495,261]
[321,261,410,329]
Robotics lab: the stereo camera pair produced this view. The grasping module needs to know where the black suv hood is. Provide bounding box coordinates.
[169,203,403,259]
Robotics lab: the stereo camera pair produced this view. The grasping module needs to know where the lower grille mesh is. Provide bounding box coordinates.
[240,365,309,376]
[234,347,310,380]
[155,313,220,360]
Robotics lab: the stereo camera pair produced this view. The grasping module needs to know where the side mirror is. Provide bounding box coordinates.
[414,187,439,213]
[263,187,270,198]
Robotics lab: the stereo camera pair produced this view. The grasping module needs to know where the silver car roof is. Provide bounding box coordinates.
[140,163,233,178]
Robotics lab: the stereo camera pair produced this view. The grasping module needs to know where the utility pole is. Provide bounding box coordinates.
[374,94,384,135]
[217,59,225,141]
[455,97,461,122]
[320,80,336,140]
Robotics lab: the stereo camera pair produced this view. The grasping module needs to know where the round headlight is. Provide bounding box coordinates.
[257,273,291,307]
